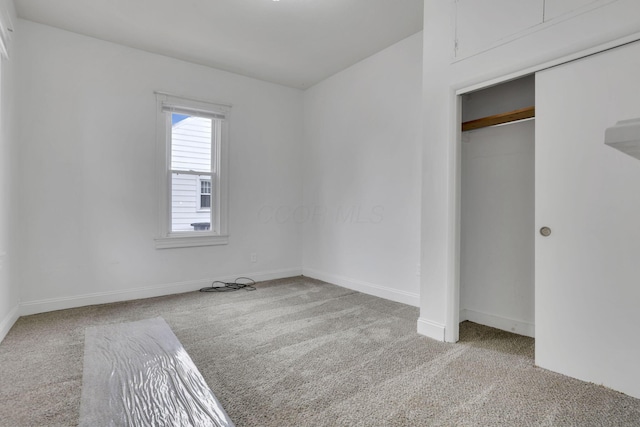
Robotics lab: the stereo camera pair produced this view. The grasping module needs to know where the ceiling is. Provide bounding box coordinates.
[14,0,424,89]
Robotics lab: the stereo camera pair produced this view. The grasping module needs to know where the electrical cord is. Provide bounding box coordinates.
[199,277,256,292]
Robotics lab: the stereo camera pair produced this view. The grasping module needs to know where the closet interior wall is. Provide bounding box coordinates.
[460,75,536,337]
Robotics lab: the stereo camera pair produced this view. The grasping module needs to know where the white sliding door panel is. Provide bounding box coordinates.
[536,41,640,399]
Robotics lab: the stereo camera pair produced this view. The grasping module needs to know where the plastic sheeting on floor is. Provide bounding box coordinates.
[79,317,234,427]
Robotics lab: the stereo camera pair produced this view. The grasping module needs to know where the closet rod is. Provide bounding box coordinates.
[462,106,535,132]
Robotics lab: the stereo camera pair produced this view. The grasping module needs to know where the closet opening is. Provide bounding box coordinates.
[458,74,536,339]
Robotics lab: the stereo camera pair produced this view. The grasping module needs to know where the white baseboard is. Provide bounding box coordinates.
[19,268,302,316]
[417,317,446,341]
[460,308,535,338]
[302,268,419,307]
[0,304,19,344]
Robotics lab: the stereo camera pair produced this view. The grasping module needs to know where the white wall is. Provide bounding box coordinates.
[420,0,640,398]
[0,0,17,343]
[14,20,304,313]
[544,0,602,22]
[454,0,620,61]
[302,32,423,306]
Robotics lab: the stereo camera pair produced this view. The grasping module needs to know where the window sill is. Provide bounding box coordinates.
[154,234,229,249]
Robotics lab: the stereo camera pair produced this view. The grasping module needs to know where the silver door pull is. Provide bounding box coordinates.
[540,227,552,237]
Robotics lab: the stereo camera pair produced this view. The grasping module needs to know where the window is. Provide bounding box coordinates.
[199,178,212,210]
[155,92,230,249]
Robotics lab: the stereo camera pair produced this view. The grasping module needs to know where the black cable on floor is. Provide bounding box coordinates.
[199,277,256,292]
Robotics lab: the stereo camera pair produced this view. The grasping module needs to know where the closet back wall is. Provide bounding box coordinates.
[460,78,535,337]
[460,120,535,337]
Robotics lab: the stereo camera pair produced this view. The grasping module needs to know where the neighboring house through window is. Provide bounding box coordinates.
[155,92,230,249]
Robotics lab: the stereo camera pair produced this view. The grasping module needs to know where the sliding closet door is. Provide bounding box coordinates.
[536,41,640,398]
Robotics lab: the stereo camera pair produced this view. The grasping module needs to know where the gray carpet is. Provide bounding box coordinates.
[1,276,639,426]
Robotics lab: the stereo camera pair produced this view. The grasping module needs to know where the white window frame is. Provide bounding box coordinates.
[154,92,230,249]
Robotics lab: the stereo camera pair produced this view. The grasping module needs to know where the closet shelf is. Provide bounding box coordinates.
[462,106,535,132]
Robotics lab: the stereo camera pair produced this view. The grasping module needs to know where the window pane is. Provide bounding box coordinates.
[171,114,212,173]
[171,172,211,232]
[201,194,211,208]
[201,180,211,194]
